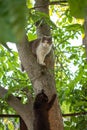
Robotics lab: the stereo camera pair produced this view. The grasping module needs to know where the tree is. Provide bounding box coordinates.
[0,0,64,129]
[0,0,87,130]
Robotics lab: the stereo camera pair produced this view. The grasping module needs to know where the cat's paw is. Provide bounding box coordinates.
[41,62,46,66]
[39,62,46,66]
[37,59,45,65]
[37,58,46,66]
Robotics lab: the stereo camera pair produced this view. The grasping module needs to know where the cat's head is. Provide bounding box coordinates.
[41,36,52,46]
[34,89,48,108]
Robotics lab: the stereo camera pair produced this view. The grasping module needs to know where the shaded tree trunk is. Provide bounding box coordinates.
[20,117,28,130]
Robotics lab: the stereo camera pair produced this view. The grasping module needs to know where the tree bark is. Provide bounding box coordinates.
[17,33,64,130]
[35,0,64,130]
[35,0,51,37]
[17,0,64,129]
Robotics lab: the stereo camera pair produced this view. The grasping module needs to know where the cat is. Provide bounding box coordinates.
[30,36,52,66]
[21,36,52,71]
[33,89,56,130]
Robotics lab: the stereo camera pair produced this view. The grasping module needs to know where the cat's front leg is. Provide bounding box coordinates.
[37,55,46,66]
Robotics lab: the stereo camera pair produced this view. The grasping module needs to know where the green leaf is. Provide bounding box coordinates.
[68,0,87,18]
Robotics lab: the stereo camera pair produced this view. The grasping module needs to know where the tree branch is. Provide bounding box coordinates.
[62,111,87,117]
[0,86,25,111]
[50,0,68,5]
[0,111,87,117]
[0,86,34,129]
[29,0,68,10]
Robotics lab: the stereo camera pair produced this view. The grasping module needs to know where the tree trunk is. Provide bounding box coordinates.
[17,0,64,130]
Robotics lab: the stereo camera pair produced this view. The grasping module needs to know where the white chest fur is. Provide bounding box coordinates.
[36,42,52,65]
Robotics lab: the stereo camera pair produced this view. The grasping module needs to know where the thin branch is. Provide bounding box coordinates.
[50,0,68,6]
[0,114,19,118]
[0,111,87,118]
[62,111,87,117]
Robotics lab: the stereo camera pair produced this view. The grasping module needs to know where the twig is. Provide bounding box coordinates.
[0,111,87,118]
[62,111,87,117]
[0,114,19,118]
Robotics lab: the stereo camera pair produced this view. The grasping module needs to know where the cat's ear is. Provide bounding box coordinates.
[42,36,52,42]
[41,36,46,42]
[47,36,52,42]
[47,36,51,40]
[43,36,51,39]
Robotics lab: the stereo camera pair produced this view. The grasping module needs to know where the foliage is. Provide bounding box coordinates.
[0,45,32,113]
[64,115,87,130]
[50,5,87,129]
[0,117,19,130]
[27,9,56,40]
[0,0,87,129]
[68,0,87,18]
[0,0,26,43]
